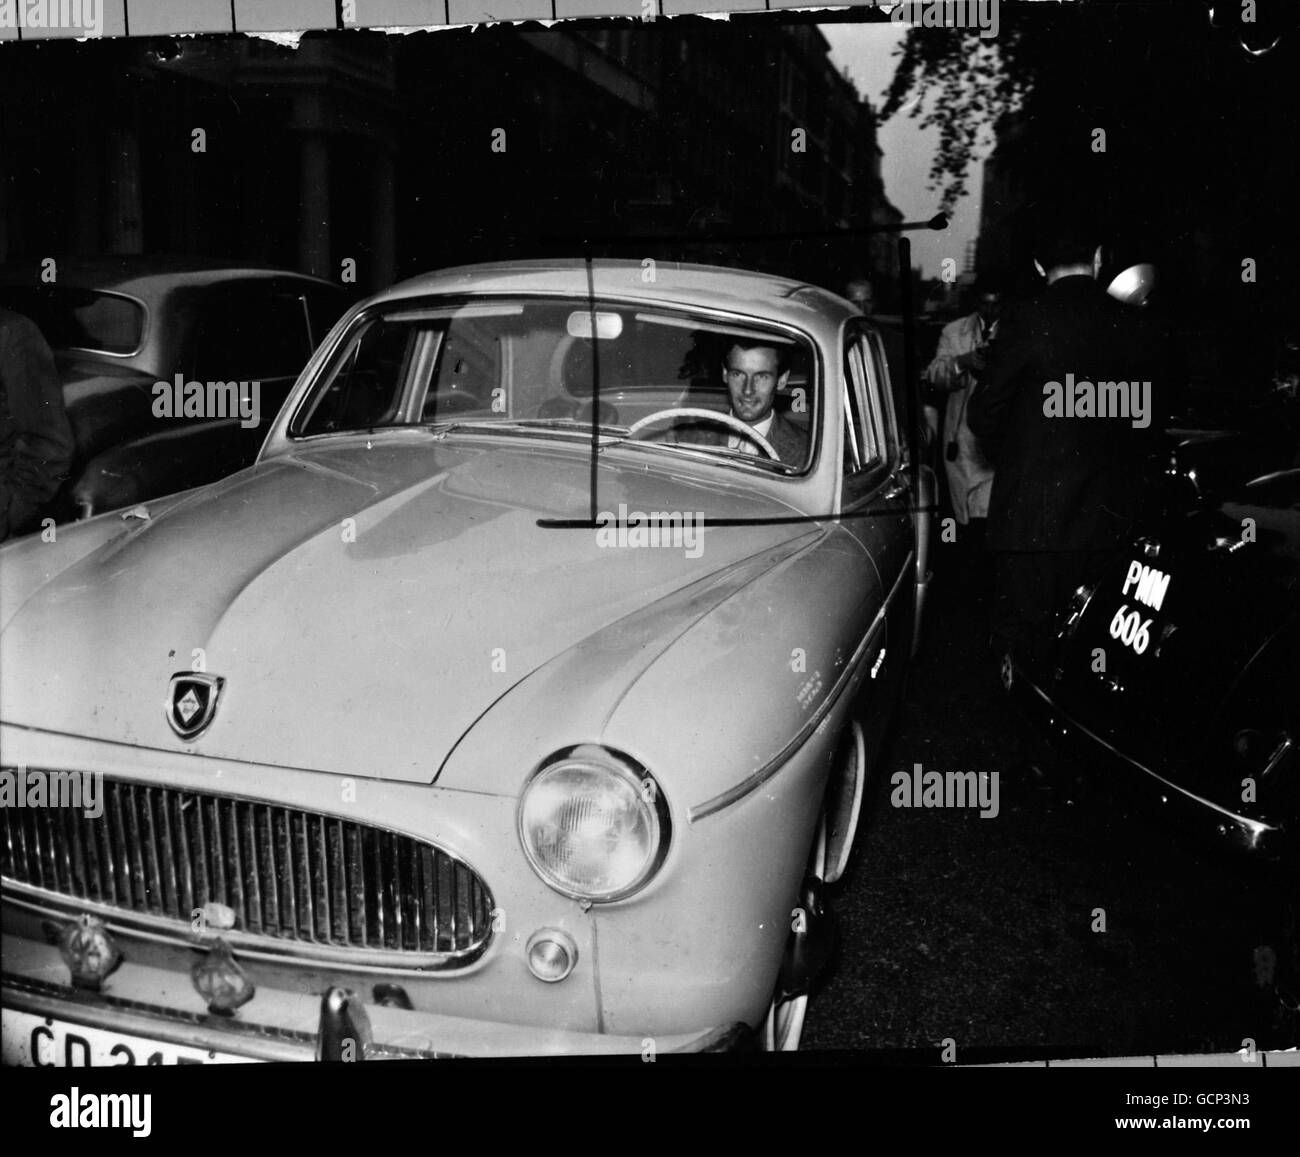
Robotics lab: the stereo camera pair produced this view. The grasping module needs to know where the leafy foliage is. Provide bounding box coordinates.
[879,24,1021,214]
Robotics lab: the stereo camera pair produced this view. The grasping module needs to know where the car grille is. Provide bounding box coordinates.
[1,774,494,969]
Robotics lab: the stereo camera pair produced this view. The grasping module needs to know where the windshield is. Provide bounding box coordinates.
[290,298,817,472]
[0,287,144,355]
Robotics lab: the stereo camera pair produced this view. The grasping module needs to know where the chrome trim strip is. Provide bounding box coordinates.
[1019,675,1279,847]
[1243,467,1300,490]
[689,548,915,822]
[1261,735,1294,779]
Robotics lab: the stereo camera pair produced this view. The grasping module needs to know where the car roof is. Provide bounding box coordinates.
[0,256,338,298]
[382,259,858,326]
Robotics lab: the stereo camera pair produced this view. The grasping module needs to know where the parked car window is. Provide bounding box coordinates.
[0,286,144,355]
[291,299,816,473]
[188,283,314,381]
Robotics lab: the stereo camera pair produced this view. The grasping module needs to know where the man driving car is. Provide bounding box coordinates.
[675,339,808,466]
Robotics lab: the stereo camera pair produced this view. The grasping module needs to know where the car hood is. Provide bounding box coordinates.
[0,437,813,784]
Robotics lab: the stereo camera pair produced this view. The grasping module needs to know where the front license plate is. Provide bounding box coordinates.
[2,1009,259,1066]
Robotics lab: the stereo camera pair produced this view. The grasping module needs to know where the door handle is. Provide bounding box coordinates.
[882,476,909,501]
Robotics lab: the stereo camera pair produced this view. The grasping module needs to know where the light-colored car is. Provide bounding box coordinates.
[0,260,933,1060]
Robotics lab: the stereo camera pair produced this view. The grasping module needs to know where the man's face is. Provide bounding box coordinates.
[723,345,785,425]
[847,281,874,315]
[976,293,1002,326]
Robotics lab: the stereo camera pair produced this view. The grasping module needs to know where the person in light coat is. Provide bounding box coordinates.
[924,284,1003,528]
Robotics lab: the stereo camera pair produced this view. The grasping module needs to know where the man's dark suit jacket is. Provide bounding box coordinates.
[0,309,74,541]
[677,409,810,467]
[967,276,1166,553]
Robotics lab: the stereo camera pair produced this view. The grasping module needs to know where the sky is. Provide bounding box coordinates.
[819,21,986,281]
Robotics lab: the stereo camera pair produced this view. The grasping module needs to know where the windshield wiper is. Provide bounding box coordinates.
[489,418,625,432]
[423,417,625,439]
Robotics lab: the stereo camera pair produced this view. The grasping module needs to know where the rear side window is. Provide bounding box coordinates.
[0,287,144,354]
[187,283,314,381]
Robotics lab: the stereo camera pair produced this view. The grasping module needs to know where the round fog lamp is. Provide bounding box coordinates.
[526,929,577,983]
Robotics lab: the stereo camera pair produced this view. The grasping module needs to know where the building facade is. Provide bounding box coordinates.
[3,21,902,296]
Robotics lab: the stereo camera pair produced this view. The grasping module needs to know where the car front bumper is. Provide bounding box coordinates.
[1,934,753,1062]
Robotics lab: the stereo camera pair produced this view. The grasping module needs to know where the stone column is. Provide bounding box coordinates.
[371,141,396,292]
[104,101,144,254]
[299,131,330,279]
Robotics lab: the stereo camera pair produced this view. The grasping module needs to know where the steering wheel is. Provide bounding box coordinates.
[625,407,780,461]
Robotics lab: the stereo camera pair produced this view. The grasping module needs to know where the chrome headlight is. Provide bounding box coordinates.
[518,746,670,902]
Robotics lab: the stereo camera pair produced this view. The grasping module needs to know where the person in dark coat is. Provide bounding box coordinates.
[0,308,74,542]
[968,212,1166,677]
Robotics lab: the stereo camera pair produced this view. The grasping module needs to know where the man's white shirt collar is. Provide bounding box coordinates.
[727,411,774,453]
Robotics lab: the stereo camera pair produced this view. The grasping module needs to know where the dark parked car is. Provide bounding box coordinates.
[0,258,347,517]
[1013,446,1298,869]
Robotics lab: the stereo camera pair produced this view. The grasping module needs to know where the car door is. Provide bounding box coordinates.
[866,325,933,656]
[840,322,916,717]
